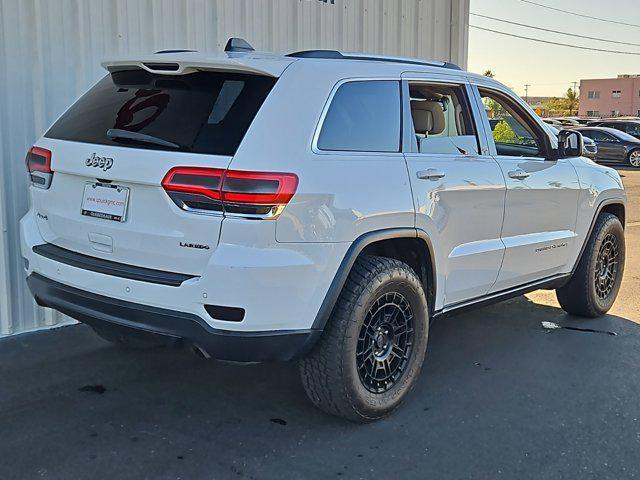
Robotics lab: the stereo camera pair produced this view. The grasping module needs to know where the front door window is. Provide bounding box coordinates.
[479,89,547,158]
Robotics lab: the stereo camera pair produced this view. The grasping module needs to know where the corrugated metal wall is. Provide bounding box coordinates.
[0,0,469,336]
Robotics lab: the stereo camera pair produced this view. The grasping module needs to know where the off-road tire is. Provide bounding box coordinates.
[300,255,429,422]
[91,325,168,350]
[556,212,625,317]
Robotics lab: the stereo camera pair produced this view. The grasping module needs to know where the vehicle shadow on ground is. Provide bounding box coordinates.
[1,296,639,479]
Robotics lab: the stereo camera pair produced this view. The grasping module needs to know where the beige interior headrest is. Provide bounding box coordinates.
[411,100,446,135]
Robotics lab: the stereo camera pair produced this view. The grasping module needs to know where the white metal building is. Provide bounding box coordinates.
[0,0,470,337]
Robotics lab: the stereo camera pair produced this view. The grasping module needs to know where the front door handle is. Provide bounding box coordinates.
[508,169,530,180]
[417,169,446,180]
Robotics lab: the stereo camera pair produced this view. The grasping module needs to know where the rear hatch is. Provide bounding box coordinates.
[33,67,277,276]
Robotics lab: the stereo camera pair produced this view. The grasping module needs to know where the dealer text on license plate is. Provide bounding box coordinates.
[81,183,130,222]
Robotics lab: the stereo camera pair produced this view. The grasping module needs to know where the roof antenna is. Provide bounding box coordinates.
[224,38,255,53]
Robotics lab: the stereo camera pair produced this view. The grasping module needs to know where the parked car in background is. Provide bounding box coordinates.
[543,118,561,126]
[570,117,592,125]
[550,118,581,127]
[576,127,640,167]
[581,136,599,160]
[548,125,597,160]
[589,120,640,140]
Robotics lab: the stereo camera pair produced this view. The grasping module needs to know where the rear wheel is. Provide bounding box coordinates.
[556,212,625,317]
[299,255,429,422]
[629,149,640,167]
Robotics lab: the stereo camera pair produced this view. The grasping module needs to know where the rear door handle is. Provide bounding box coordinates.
[508,169,530,180]
[417,169,446,180]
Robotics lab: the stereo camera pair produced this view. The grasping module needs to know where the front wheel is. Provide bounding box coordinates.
[299,255,429,422]
[556,212,625,317]
[628,149,640,168]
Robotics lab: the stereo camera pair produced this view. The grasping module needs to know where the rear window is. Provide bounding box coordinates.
[317,80,401,153]
[45,70,277,156]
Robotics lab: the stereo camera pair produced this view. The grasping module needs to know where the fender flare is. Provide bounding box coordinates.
[570,197,626,276]
[311,228,437,330]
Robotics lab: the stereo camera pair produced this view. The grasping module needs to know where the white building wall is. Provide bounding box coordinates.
[0,0,469,336]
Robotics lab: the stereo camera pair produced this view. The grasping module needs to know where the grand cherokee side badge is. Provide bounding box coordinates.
[86,153,113,171]
[180,242,210,250]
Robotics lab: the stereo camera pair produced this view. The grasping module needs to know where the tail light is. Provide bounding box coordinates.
[162,167,298,218]
[25,147,53,189]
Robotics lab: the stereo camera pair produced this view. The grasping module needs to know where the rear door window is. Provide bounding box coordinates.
[45,70,277,156]
[624,123,640,136]
[407,83,479,155]
[317,80,401,153]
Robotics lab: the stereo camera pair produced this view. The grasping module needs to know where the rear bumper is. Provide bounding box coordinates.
[20,208,349,332]
[27,273,321,362]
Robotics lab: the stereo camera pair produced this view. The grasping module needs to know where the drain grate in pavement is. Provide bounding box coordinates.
[541,321,617,336]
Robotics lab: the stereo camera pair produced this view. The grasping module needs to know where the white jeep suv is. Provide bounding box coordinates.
[21,39,626,422]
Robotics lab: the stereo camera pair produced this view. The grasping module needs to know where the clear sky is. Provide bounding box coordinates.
[468,0,640,98]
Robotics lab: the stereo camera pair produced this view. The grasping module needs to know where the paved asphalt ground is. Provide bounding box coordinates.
[2,167,640,480]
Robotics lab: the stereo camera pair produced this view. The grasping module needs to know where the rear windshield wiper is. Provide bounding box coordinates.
[106,129,181,149]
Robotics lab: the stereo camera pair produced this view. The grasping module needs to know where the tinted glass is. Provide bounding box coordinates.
[45,70,277,155]
[602,122,623,131]
[626,123,640,136]
[611,129,639,142]
[579,130,614,142]
[577,130,595,140]
[318,81,401,152]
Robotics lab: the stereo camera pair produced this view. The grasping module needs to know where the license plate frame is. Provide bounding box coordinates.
[81,182,130,222]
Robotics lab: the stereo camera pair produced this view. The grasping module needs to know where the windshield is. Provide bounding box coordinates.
[45,70,277,155]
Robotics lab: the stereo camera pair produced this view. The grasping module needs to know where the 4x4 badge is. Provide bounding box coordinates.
[86,153,113,171]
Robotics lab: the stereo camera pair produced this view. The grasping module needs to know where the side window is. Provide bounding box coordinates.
[578,130,594,141]
[602,122,620,131]
[408,83,479,155]
[627,124,640,136]
[479,89,547,158]
[317,80,401,152]
[580,130,606,142]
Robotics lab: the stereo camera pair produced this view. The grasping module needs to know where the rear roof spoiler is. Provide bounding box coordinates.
[102,51,293,78]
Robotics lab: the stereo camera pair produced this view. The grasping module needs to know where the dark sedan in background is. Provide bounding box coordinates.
[588,120,640,140]
[575,127,640,167]
[547,125,597,160]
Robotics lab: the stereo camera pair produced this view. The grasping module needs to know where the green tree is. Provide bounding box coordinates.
[482,96,505,118]
[484,69,495,78]
[565,88,579,116]
[492,120,518,144]
[542,88,579,116]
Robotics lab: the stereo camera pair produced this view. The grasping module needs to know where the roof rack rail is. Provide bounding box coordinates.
[286,50,461,70]
[154,49,197,54]
[225,38,255,53]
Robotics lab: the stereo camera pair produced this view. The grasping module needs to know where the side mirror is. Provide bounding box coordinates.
[557,129,584,158]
